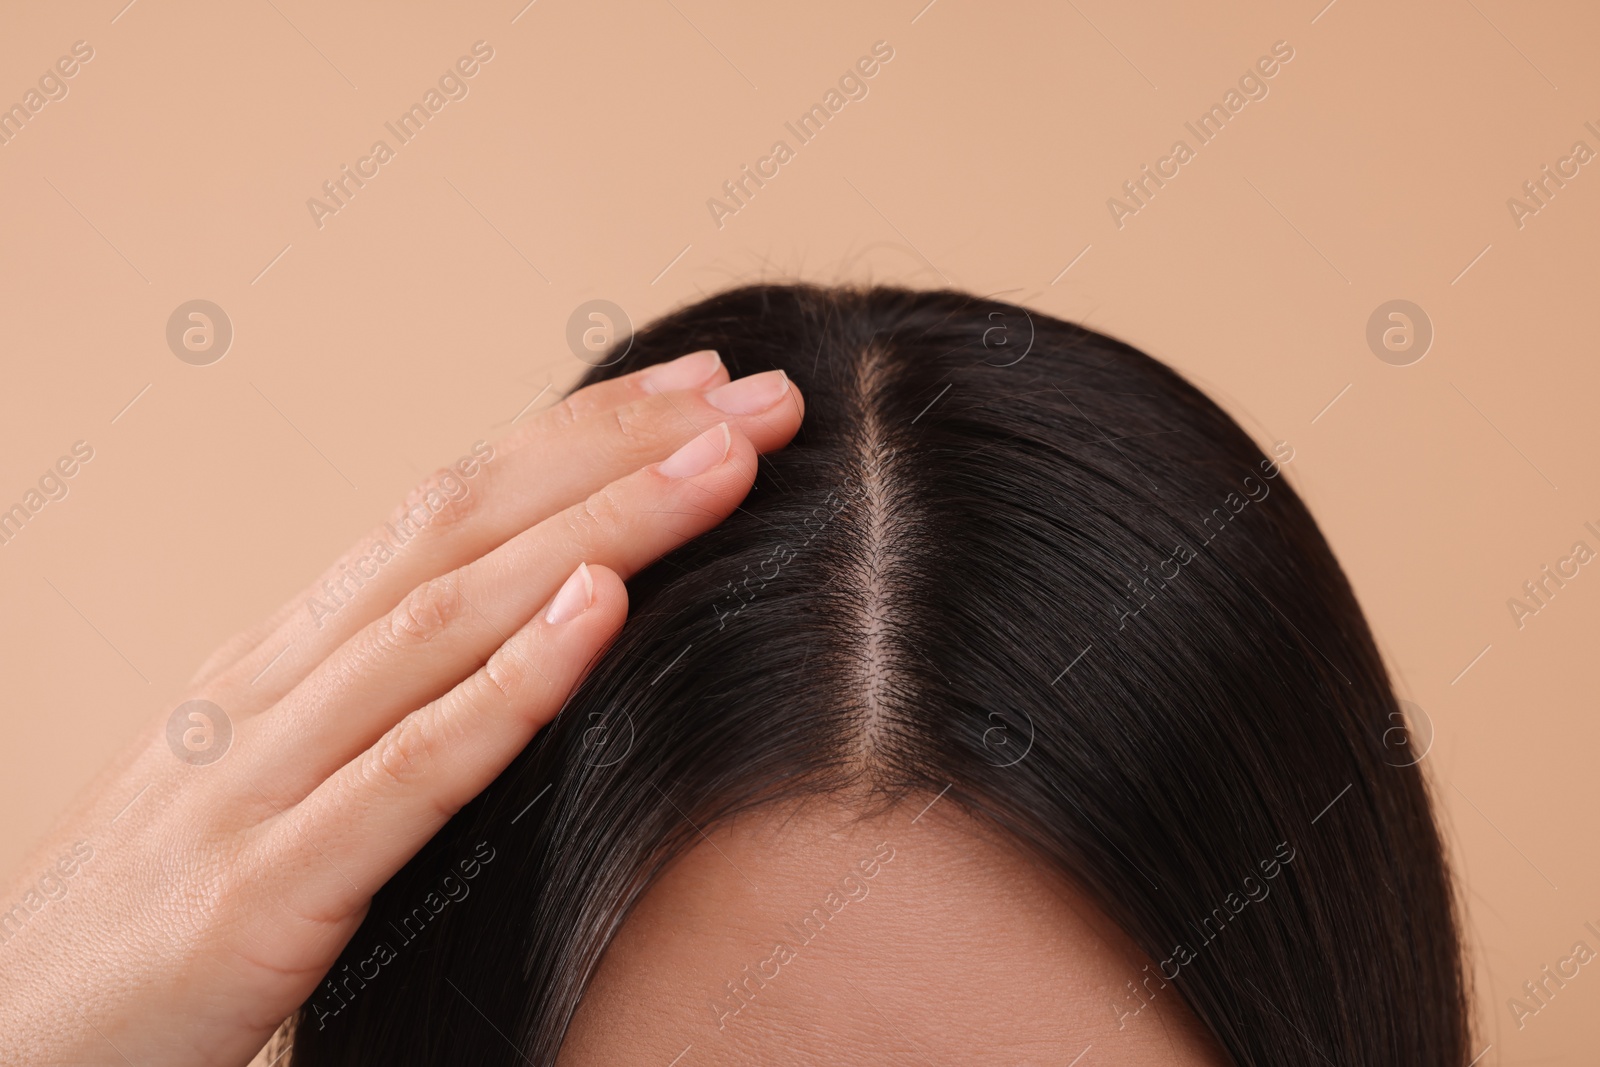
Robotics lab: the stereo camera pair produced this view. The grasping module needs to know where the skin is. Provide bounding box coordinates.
[0,348,805,1067]
[558,793,1228,1066]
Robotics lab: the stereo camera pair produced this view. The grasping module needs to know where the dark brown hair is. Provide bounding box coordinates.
[292,283,1469,1064]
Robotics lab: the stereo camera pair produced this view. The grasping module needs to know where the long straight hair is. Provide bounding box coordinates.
[291,283,1470,1065]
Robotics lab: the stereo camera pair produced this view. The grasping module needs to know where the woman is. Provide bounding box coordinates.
[0,285,1469,1065]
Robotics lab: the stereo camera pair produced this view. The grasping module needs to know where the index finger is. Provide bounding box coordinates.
[186,349,725,689]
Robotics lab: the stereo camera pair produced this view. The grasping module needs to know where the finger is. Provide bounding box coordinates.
[268,562,628,914]
[186,349,724,692]
[247,420,762,798]
[181,356,699,691]
[214,362,801,711]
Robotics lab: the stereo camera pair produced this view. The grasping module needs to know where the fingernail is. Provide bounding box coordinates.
[641,349,722,395]
[545,562,595,625]
[705,369,790,415]
[659,422,731,479]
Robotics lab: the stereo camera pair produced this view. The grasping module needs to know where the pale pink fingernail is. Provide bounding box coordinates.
[706,369,790,415]
[641,349,722,395]
[544,563,594,625]
[658,422,731,479]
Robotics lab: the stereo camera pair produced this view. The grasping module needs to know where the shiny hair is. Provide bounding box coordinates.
[292,283,1469,1065]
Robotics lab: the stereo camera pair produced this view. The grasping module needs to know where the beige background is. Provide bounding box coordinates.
[1,1,1595,1061]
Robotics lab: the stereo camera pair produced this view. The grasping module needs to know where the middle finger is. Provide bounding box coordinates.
[214,359,800,712]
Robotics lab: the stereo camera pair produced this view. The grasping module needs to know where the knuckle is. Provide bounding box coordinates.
[361,713,442,794]
[481,640,537,702]
[570,484,628,539]
[611,401,644,442]
[396,467,479,534]
[611,397,679,454]
[543,394,583,433]
[386,575,467,647]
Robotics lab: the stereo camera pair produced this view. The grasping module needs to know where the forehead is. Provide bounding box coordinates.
[556,795,1224,1067]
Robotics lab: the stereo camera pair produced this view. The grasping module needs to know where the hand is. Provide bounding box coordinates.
[0,349,803,1067]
